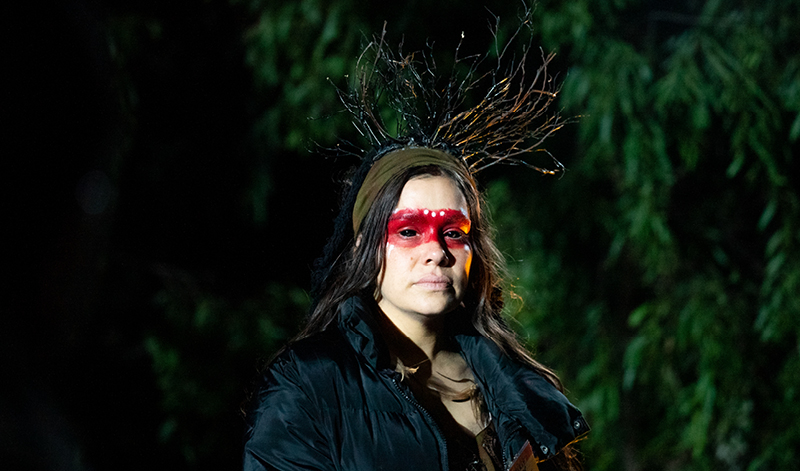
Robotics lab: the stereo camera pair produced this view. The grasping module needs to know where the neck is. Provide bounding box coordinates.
[376,303,475,403]
[377,305,450,363]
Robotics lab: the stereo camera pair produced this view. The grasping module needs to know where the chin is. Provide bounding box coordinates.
[413,297,460,316]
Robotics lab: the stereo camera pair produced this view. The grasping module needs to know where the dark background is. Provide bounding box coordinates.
[4,0,799,470]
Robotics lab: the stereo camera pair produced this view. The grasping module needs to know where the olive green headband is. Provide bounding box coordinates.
[352,147,466,233]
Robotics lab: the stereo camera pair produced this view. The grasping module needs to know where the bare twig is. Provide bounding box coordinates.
[335,3,569,174]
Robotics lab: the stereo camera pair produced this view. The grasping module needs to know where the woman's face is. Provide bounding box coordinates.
[377,175,473,320]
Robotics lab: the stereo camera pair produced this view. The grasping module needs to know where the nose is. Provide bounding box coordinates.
[424,238,452,266]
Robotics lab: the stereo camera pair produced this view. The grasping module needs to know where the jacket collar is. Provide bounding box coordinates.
[456,333,589,460]
[337,296,392,369]
[336,295,589,459]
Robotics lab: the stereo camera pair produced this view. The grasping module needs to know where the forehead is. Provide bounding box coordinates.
[395,175,468,212]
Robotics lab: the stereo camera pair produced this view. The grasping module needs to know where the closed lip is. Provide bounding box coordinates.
[414,275,452,290]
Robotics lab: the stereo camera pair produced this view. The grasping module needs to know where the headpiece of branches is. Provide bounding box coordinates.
[335,7,570,175]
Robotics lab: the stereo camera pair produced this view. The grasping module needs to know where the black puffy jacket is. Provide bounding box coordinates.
[243,296,589,471]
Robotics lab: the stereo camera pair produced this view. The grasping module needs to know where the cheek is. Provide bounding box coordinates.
[444,238,470,250]
[462,245,473,276]
[383,243,412,271]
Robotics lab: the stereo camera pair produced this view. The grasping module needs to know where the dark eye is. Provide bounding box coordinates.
[399,229,418,237]
[444,230,465,239]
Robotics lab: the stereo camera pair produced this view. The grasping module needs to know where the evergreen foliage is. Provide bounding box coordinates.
[141,0,800,468]
[490,1,800,469]
[15,0,798,470]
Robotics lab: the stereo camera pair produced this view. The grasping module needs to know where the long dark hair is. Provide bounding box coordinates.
[299,159,564,391]
[300,160,583,469]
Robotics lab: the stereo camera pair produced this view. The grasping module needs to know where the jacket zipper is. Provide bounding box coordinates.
[500,421,524,471]
[390,375,450,471]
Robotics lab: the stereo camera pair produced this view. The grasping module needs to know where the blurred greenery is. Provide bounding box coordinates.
[8,0,799,470]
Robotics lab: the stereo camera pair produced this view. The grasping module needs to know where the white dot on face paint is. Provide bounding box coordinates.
[431,211,436,217]
[439,211,445,216]
[423,209,429,215]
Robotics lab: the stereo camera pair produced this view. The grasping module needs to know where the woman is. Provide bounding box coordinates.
[244,22,588,471]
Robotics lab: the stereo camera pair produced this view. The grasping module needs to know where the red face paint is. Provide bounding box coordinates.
[386,208,471,249]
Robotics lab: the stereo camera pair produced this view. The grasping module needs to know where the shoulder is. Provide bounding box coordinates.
[245,328,354,438]
[254,328,350,396]
[267,328,355,382]
[265,296,383,388]
[243,329,351,470]
[249,325,374,419]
